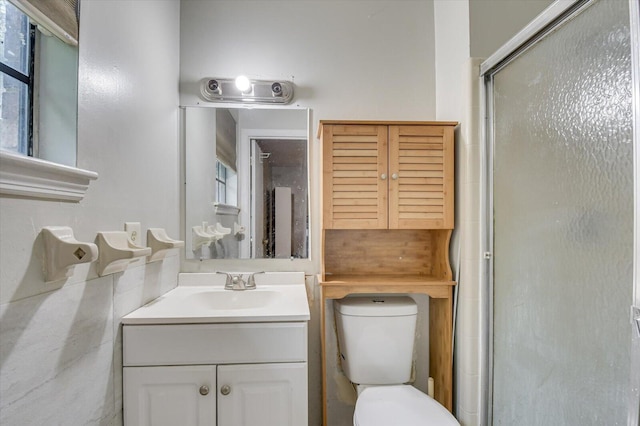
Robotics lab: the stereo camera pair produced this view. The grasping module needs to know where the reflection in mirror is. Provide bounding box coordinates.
[184,107,309,260]
[251,138,307,259]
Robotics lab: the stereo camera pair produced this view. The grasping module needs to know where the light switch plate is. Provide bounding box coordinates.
[124,222,142,246]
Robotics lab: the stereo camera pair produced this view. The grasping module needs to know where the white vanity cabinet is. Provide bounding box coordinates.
[122,322,308,426]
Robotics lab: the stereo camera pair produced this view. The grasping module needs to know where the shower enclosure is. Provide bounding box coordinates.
[482,0,640,424]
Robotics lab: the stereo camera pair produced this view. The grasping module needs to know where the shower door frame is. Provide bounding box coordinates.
[479,0,640,424]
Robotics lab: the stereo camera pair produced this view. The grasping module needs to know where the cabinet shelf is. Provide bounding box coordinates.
[321,273,455,284]
[320,274,455,299]
[322,228,453,282]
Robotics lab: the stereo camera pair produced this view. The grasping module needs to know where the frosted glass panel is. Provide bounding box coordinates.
[492,0,633,424]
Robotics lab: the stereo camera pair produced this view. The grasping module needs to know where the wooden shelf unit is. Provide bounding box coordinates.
[318,120,458,425]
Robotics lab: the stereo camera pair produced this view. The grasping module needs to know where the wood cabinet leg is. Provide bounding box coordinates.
[429,289,453,411]
[321,294,328,426]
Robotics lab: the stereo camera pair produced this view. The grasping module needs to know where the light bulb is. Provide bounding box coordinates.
[235,75,251,93]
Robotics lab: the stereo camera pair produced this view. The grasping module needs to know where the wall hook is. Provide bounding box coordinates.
[192,222,213,251]
[147,228,184,262]
[41,226,98,283]
[207,222,231,239]
[96,231,151,276]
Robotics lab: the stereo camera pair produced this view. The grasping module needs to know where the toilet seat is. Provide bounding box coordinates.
[353,385,459,426]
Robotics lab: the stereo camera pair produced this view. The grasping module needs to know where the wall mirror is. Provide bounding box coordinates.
[183,106,310,260]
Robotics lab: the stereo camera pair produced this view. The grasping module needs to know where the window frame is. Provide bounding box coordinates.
[0,0,96,201]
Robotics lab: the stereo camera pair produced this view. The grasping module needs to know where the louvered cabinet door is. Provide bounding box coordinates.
[388,125,454,229]
[322,124,388,229]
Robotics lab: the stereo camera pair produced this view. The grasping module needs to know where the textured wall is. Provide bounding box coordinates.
[0,1,181,424]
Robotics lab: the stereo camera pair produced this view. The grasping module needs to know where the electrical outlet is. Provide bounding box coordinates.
[124,222,142,246]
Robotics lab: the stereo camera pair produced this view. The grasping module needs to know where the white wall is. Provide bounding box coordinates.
[0,1,181,424]
[469,0,554,58]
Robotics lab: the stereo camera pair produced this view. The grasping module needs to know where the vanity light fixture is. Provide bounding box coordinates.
[200,76,294,104]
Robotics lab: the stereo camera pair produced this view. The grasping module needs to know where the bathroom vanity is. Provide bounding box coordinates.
[318,121,457,424]
[121,272,310,426]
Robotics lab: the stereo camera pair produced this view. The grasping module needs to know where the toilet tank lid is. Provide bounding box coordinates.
[334,296,417,317]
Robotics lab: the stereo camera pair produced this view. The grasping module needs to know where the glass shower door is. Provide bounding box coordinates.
[489,0,635,424]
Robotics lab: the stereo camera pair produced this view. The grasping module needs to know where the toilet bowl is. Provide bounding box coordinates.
[354,385,459,426]
[334,296,460,426]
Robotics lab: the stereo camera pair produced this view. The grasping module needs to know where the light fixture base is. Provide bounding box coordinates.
[200,77,294,104]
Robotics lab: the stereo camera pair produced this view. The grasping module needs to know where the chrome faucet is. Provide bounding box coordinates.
[217,271,264,290]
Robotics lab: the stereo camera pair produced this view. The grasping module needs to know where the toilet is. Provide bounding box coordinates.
[334,296,460,426]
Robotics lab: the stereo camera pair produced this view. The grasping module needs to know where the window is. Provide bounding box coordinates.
[214,159,238,209]
[1,0,78,165]
[0,0,34,155]
[216,160,228,204]
[0,0,94,201]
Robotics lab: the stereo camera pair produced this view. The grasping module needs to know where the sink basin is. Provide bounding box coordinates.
[186,290,279,310]
[121,272,310,324]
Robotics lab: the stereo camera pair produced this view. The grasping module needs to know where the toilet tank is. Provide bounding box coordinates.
[334,296,418,385]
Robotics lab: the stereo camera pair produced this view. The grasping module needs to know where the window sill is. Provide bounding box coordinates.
[213,203,240,216]
[0,150,98,202]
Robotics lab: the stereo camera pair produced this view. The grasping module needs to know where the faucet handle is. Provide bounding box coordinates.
[216,271,233,288]
[247,271,265,289]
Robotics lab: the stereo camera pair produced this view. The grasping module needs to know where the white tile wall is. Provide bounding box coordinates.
[0,254,180,425]
[0,277,114,424]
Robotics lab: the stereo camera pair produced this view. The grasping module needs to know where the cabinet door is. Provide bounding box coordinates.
[124,366,216,426]
[322,124,388,229]
[388,125,454,229]
[217,362,307,426]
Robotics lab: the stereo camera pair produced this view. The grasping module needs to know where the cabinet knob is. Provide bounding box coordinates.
[199,385,210,396]
[380,174,387,180]
[220,384,231,395]
[391,173,399,180]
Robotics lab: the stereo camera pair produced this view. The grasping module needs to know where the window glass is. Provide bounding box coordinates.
[0,73,29,153]
[216,160,228,204]
[1,1,30,75]
[1,0,32,155]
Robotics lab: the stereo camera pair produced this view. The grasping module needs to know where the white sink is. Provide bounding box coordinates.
[121,272,310,324]
[185,289,279,310]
